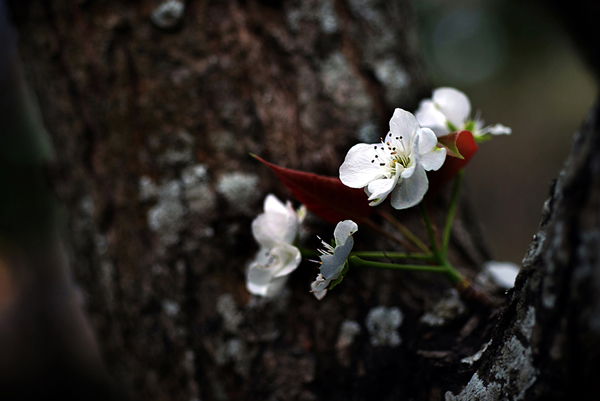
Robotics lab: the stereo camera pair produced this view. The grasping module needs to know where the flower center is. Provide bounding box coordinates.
[370,134,411,178]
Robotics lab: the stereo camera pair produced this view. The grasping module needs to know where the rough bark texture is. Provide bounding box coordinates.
[10,0,595,400]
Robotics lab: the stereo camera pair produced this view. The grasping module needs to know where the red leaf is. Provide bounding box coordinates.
[252,155,371,225]
[427,131,479,199]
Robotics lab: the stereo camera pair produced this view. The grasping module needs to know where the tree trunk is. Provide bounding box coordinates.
[6,0,598,400]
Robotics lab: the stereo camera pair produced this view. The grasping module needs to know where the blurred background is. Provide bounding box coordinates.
[414,0,597,263]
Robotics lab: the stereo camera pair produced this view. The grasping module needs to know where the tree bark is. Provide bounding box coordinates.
[8,0,596,400]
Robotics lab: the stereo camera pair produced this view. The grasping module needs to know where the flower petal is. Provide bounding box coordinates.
[484,261,519,289]
[333,220,358,247]
[320,237,353,279]
[390,164,429,210]
[247,248,285,296]
[263,193,288,215]
[310,275,329,300]
[366,177,397,203]
[252,210,298,248]
[433,88,471,128]
[339,143,386,188]
[415,100,449,137]
[364,186,387,206]
[272,243,302,278]
[417,128,446,171]
[389,108,420,140]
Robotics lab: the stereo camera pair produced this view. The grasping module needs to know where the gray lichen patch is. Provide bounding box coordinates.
[461,341,490,365]
[318,0,340,34]
[139,175,158,201]
[373,58,409,105]
[214,338,253,378]
[147,179,185,247]
[209,130,236,153]
[420,289,467,327]
[446,306,538,401]
[215,172,260,214]
[336,320,361,350]
[181,164,216,215]
[216,293,243,334]
[150,0,185,30]
[159,130,195,167]
[365,306,403,347]
[162,299,181,317]
[320,51,373,122]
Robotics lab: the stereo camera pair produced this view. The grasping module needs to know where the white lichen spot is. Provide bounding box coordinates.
[356,121,379,143]
[320,51,373,122]
[162,299,180,317]
[160,130,195,166]
[209,130,236,152]
[215,338,251,377]
[95,234,109,255]
[216,293,243,333]
[80,194,95,216]
[365,306,403,347]
[150,0,185,30]
[520,306,536,340]
[318,0,340,34]
[336,320,361,350]
[420,289,467,327]
[447,307,538,400]
[373,58,409,104]
[183,349,195,373]
[215,172,260,214]
[147,180,185,247]
[461,341,490,365]
[139,176,158,201]
[445,373,502,401]
[182,164,216,215]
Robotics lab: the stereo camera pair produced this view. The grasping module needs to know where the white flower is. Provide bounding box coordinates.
[311,220,358,300]
[339,108,446,210]
[246,194,305,297]
[484,261,520,289]
[415,87,511,138]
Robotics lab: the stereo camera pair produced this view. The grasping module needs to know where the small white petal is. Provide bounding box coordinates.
[247,249,286,297]
[311,277,329,300]
[320,237,353,279]
[487,123,511,135]
[366,177,397,202]
[272,243,302,278]
[390,164,428,210]
[415,100,449,137]
[484,261,519,289]
[389,108,420,139]
[432,87,471,128]
[365,186,387,206]
[333,220,358,247]
[417,128,446,171]
[263,194,289,215]
[252,211,298,249]
[339,143,387,188]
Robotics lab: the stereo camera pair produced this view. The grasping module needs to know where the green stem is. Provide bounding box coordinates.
[441,170,464,255]
[349,256,446,274]
[350,251,436,261]
[440,260,463,286]
[376,210,431,253]
[419,203,440,257]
